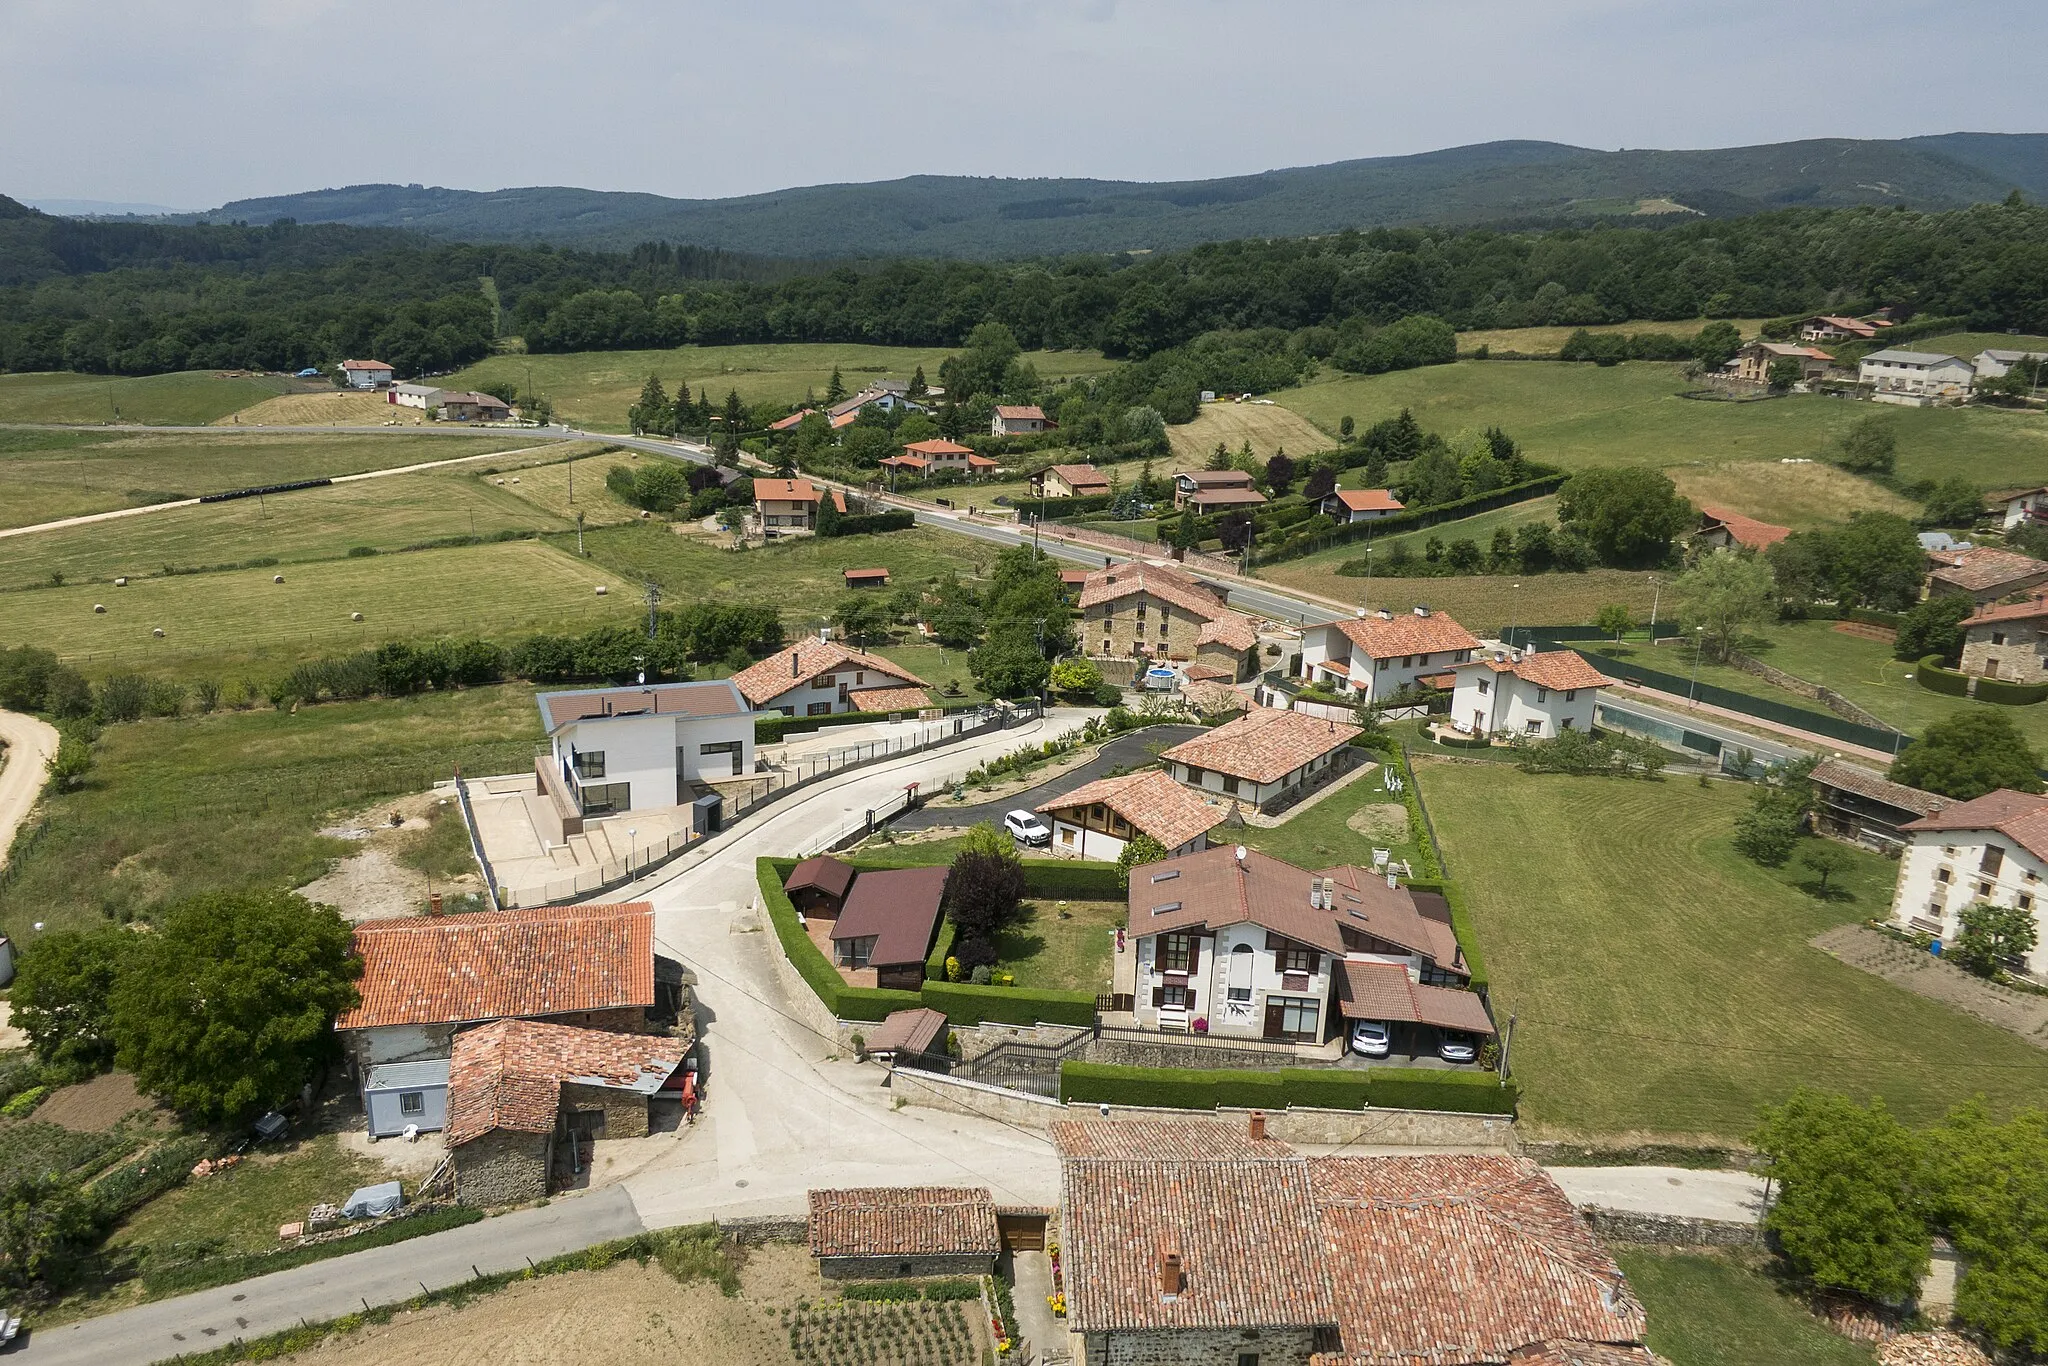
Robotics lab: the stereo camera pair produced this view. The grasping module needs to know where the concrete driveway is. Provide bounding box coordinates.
[893,723,1204,832]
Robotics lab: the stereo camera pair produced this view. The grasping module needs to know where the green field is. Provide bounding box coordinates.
[0,371,300,426]
[1455,318,1771,356]
[1621,1251,1874,1366]
[449,343,1118,430]
[1279,361,2048,487]
[1905,332,2048,362]
[0,430,543,531]
[0,540,634,678]
[1258,560,1662,633]
[1420,764,2048,1140]
[0,684,543,936]
[1236,759,1430,872]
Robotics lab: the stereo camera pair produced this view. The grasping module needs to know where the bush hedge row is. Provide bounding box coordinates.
[1058,1062,1517,1115]
[822,510,916,537]
[1916,654,1973,698]
[1972,675,2048,705]
[755,701,978,744]
[757,861,923,1022]
[923,980,1097,1027]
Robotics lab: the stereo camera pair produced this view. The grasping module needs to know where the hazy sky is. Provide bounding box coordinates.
[6,0,2045,209]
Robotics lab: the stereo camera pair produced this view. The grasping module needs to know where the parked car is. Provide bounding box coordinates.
[1349,1020,1392,1058]
[1003,810,1051,846]
[1437,1031,1480,1065]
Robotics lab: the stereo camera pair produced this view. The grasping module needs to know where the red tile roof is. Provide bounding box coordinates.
[446,1019,683,1147]
[1697,506,1791,551]
[1460,650,1615,692]
[1197,613,1260,653]
[848,685,932,712]
[340,358,392,370]
[1038,769,1226,851]
[338,904,653,1031]
[1044,463,1110,492]
[1505,1344,1662,1366]
[904,438,974,456]
[842,567,890,582]
[807,1187,999,1259]
[1186,487,1270,508]
[1963,594,2048,626]
[728,637,925,707]
[829,866,949,967]
[754,477,823,504]
[1161,706,1360,784]
[768,409,815,431]
[1336,959,1494,1033]
[1329,489,1405,513]
[1902,789,2048,862]
[993,405,1048,421]
[1079,562,1229,620]
[785,855,856,901]
[1329,609,1481,661]
[1928,546,2048,594]
[1050,1117,1298,1162]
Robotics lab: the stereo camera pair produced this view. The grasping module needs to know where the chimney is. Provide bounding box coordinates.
[791,650,801,678]
[1248,1110,1267,1141]
[1377,608,1393,621]
[1158,1242,1184,1298]
[429,892,443,916]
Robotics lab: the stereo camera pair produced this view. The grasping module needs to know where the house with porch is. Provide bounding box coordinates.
[730,636,931,718]
[1926,545,2048,605]
[1035,767,1225,862]
[536,679,755,820]
[1892,789,2048,982]
[1159,707,1361,810]
[1999,486,2048,530]
[1319,488,1404,523]
[1174,469,1266,511]
[879,439,995,481]
[1809,758,1950,852]
[1299,605,1481,703]
[1449,649,1614,740]
[1122,844,1483,1047]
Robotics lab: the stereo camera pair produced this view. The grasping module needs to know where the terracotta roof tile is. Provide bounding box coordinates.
[1182,678,1251,717]
[862,1008,949,1057]
[1963,594,2048,627]
[1478,650,1616,692]
[1336,960,1494,1033]
[1902,788,2048,862]
[1186,487,1269,508]
[1809,759,1950,818]
[807,1187,999,1258]
[1929,546,2048,593]
[1037,769,1226,851]
[1329,489,1404,512]
[1044,463,1110,491]
[1697,506,1791,551]
[445,1018,683,1147]
[1330,610,1481,661]
[848,685,932,712]
[1078,562,1229,619]
[1051,1117,1297,1161]
[1504,1343,1664,1366]
[340,358,392,370]
[338,904,653,1031]
[993,406,1048,421]
[729,638,926,707]
[1196,613,1260,652]
[904,438,974,456]
[1161,707,1360,785]
[754,477,823,503]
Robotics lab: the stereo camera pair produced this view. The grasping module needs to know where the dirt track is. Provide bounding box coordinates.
[0,708,58,872]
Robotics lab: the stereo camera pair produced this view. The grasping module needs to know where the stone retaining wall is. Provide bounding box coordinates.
[718,1214,808,1246]
[1728,649,1895,731]
[1581,1205,1764,1247]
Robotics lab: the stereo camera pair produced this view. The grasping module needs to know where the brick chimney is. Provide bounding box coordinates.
[428,892,443,916]
[1248,1109,1267,1141]
[1158,1241,1184,1297]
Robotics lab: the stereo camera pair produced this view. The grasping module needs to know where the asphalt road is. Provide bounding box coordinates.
[893,723,1204,830]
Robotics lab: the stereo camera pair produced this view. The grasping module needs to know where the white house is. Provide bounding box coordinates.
[538,679,756,818]
[1158,706,1360,809]
[1121,844,1487,1045]
[389,383,443,410]
[1974,349,2047,381]
[2001,486,2048,530]
[1298,606,1482,704]
[339,358,394,389]
[1320,488,1405,524]
[1035,768,1224,862]
[1449,648,1614,740]
[1891,790,2048,982]
[991,404,1052,435]
[1858,349,1975,402]
[1800,315,1880,342]
[729,636,930,718]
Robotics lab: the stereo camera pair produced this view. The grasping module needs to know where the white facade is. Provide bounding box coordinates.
[341,362,393,389]
[2003,489,2048,530]
[1299,621,1475,704]
[390,383,442,410]
[1449,667,1602,739]
[1858,350,1974,397]
[1130,926,1426,1041]
[1891,829,2048,980]
[541,689,756,818]
[1165,749,1343,807]
[750,660,919,718]
[1046,820,1205,863]
[1975,349,2046,381]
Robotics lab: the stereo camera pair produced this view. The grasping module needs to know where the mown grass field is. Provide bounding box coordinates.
[0,540,634,679]
[994,898,1125,993]
[1455,318,1771,356]
[1167,401,1334,465]
[1665,460,1915,528]
[1279,361,2048,487]
[1906,331,2048,361]
[0,684,544,936]
[448,343,1118,429]
[1257,560,1660,633]
[489,446,663,525]
[212,389,419,427]
[1420,765,2048,1140]
[1620,1251,1875,1366]
[0,370,299,425]
[1236,760,1429,873]
[0,430,536,530]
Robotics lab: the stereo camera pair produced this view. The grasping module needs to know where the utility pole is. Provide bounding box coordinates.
[1498,1013,1515,1081]
[1360,542,1373,614]
[576,510,586,557]
[567,456,574,504]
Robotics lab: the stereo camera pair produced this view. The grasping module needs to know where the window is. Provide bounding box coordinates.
[700,740,743,756]
[1993,632,2008,646]
[1239,1355,1261,1366]
[1982,845,2005,876]
[1222,776,1241,796]
[1565,689,1577,701]
[1185,765,1207,785]
[1417,653,1430,666]
[839,936,877,968]
[1159,619,1169,637]
[579,781,630,817]
[1477,678,1489,695]
[399,1092,425,1115]
[572,749,606,780]
[1978,881,1993,898]
[1536,687,1549,703]
[1277,945,1316,975]
[1272,996,1319,1040]
[1160,984,1189,1008]
[2021,893,2035,912]
[813,674,836,690]
[1401,655,1413,668]
[1227,944,1254,1002]
[808,701,836,716]
[1936,867,1951,884]
[1560,717,1575,730]
[1376,658,1389,672]
[1159,933,1195,973]
[1525,719,1542,734]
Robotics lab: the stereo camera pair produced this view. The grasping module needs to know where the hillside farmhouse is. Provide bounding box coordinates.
[1892,789,2048,982]
[1956,596,2048,683]
[991,404,1053,435]
[1731,340,1834,384]
[1859,349,1974,401]
[1695,506,1791,552]
[1926,545,2048,605]
[339,358,393,389]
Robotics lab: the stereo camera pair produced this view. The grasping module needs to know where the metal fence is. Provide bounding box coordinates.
[1572,649,1905,752]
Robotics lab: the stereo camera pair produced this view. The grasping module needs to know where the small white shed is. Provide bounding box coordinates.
[362,1057,450,1138]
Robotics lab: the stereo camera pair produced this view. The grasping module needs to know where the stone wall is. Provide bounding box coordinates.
[953,1022,1092,1061]
[820,1252,994,1281]
[1083,1325,1320,1366]
[719,1214,808,1246]
[1579,1205,1764,1248]
[453,1130,550,1207]
[1088,1037,1295,1071]
[560,1082,649,1138]
[1727,649,1897,730]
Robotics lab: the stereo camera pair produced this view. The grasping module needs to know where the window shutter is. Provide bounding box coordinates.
[1185,988,1198,1012]
[1152,986,1165,1008]
[1187,938,1202,975]
[1265,931,1283,951]
[1307,953,1321,977]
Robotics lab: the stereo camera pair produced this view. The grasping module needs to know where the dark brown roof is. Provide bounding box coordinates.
[1182,470,1256,488]
[785,855,856,901]
[864,1007,948,1056]
[1809,759,1951,818]
[1336,960,1494,1033]
[538,679,751,732]
[829,866,949,966]
[1902,788,2048,862]
[807,1187,999,1259]
[1186,487,1270,508]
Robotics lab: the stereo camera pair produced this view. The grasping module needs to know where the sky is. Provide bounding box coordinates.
[5,0,2046,210]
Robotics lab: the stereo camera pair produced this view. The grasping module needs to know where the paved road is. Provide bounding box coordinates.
[0,709,58,872]
[1544,1165,1768,1223]
[893,724,1203,830]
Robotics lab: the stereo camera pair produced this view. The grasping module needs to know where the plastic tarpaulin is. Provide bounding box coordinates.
[341,1181,403,1219]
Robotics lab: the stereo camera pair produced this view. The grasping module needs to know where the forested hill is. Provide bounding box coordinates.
[184,134,2048,258]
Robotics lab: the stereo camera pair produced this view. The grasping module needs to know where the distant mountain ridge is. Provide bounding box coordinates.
[113,134,2048,259]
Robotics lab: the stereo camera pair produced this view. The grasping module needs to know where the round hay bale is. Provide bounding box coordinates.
[93,603,106,614]
[114,576,128,587]
[151,627,165,638]
[594,585,608,596]
[351,611,364,622]
[639,510,652,519]
[273,574,285,584]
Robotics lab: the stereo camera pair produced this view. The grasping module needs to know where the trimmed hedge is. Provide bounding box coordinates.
[925,920,957,981]
[756,861,922,1022]
[1365,1068,1520,1114]
[1058,1061,1514,1115]
[822,510,915,537]
[922,980,1098,1028]
[1973,675,2048,706]
[1916,654,1972,698]
[1431,732,1491,750]
[1403,878,1488,993]
[756,702,977,744]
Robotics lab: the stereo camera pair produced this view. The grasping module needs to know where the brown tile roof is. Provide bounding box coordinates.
[1182,678,1251,717]
[1963,594,2048,627]
[1161,707,1360,785]
[728,637,926,707]
[785,854,856,900]
[338,904,653,1031]
[829,866,949,967]
[1697,506,1791,551]
[1182,661,1237,682]
[1329,489,1404,513]
[1929,546,2048,593]
[754,477,823,504]
[768,409,815,431]
[1196,612,1260,652]
[1182,471,1256,488]
[1330,609,1482,661]
[1504,1344,1663,1366]
[1902,789,2048,862]
[904,438,974,456]
[1078,562,1229,619]
[1045,463,1110,491]
[445,1018,683,1147]
[848,685,932,713]
[880,454,929,470]
[538,679,751,732]
[1037,769,1226,851]
[1336,960,1494,1033]
[1186,487,1270,508]
[1308,1155,1644,1366]
[993,405,1048,421]
[340,358,392,370]
[1051,1117,1298,1162]
[1318,864,1464,967]
[1460,650,1615,692]
[1809,759,1951,818]
[807,1187,999,1259]
[842,567,890,582]
[863,1007,949,1057]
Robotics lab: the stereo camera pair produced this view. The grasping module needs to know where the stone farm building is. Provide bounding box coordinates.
[1926,546,2048,606]
[730,636,931,717]
[992,404,1053,435]
[1730,340,1834,384]
[1079,562,1260,678]
[807,1186,1001,1279]
[1036,767,1227,862]
[1159,707,1361,810]
[1694,506,1790,553]
[1958,596,2048,683]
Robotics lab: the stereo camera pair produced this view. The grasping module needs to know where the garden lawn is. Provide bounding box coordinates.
[1619,1251,1874,1366]
[0,683,544,936]
[1277,361,2048,487]
[1305,495,1561,558]
[0,370,295,426]
[1418,764,2048,1139]
[994,898,1124,993]
[1255,561,1661,634]
[865,641,990,703]
[1234,757,1429,873]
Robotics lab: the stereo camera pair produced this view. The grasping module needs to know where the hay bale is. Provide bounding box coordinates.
[151,627,165,638]
[594,585,608,596]
[273,574,285,584]
[351,611,364,622]
[93,604,106,614]
[114,576,128,587]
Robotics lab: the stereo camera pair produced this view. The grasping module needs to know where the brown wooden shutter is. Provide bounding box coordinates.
[1152,986,1165,1008]
[1307,953,1321,977]
[1187,938,1201,975]
[1185,989,1198,1012]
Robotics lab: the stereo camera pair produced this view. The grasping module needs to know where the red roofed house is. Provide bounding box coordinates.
[1056,1121,1641,1366]
[990,404,1053,435]
[1174,469,1268,512]
[339,358,394,389]
[729,636,930,718]
[879,438,995,482]
[753,477,846,537]
[1926,545,2048,606]
[807,1187,1000,1279]
[1809,758,1950,852]
[1957,595,2048,684]
[1450,648,1616,741]
[1300,606,1481,704]
[1037,463,1111,498]
[1036,767,1226,861]
[1731,340,1834,385]
[1894,790,2048,981]
[1160,706,1362,810]
[1695,506,1791,553]
[1079,562,1260,679]
[1800,315,1880,342]
[1122,844,1481,1046]
[1319,488,1405,524]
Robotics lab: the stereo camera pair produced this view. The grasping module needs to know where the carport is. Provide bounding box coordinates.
[1336,959,1494,1064]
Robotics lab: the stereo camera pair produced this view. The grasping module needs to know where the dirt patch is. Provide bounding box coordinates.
[297,789,480,922]
[1166,401,1334,467]
[1832,620,1898,644]
[1345,802,1412,845]
[738,1242,824,1303]
[1812,923,2048,1048]
[278,1261,796,1366]
[36,1072,155,1132]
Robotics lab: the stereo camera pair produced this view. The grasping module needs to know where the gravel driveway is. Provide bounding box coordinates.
[893,723,1205,830]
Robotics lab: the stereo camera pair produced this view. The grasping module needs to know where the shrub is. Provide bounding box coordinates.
[1971,675,2048,706]
[1914,654,1972,697]
[1058,1062,1513,1115]
[1366,1068,1517,1114]
[921,981,1096,1028]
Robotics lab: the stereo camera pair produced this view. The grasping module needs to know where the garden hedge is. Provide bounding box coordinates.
[1364,1068,1519,1114]
[1972,675,2048,706]
[756,861,922,1022]
[1058,1062,1514,1115]
[925,921,956,981]
[755,701,980,744]
[923,980,1098,1027]
[1402,878,1488,992]
[1916,654,1973,698]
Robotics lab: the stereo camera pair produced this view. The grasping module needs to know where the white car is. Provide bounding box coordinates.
[1003,810,1051,846]
[1349,1020,1392,1058]
[1437,1031,1480,1065]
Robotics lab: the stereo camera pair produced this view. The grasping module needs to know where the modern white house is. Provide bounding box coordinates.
[339,358,394,389]
[2000,486,2048,530]
[729,636,931,718]
[1319,488,1405,524]
[1298,606,1482,703]
[537,679,756,818]
[1158,706,1360,809]
[389,383,443,410]
[1891,790,2048,982]
[1035,768,1224,862]
[1449,648,1614,740]
[1858,349,1975,403]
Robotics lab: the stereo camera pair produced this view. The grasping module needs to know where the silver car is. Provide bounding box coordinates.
[1437,1031,1480,1065]
[1003,810,1051,846]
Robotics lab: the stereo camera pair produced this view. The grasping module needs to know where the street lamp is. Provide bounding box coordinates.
[1359,543,1373,614]
[1688,626,1705,704]
[1647,574,1661,637]
[628,827,638,873]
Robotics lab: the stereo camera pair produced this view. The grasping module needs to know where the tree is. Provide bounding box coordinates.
[1048,657,1103,696]
[1892,595,1974,664]
[1557,468,1692,567]
[630,461,688,512]
[908,366,928,400]
[1675,550,1775,659]
[1594,603,1634,640]
[1264,451,1295,496]
[969,632,1051,699]
[1339,414,1355,440]
[1754,1090,1931,1305]
[1116,834,1169,890]
[1301,462,1336,502]
[1799,840,1856,897]
[627,373,670,434]
[1205,441,1232,471]
[1951,902,2040,978]
[814,488,842,537]
[0,1175,101,1296]
[12,929,129,1077]
[830,592,890,646]
[1734,801,1801,866]
[1890,711,2046,801]
[1926,1104,2048,1357]
[107,890,360,1122]
[1692,321,1743,369]
[1920,477,1983,529]
[1835,415,1898,476]
[946,832,1026,964]
[824,366,847,405]
[1767,357,1804,393]
[1170,508,1200,561]
[718,388,745,456]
